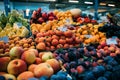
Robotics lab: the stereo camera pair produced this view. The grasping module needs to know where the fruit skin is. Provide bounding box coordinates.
[21,50,36,64]
[17,71,34,80]
[34,63,54,78]
[38,17,44,24]
[76,65,85,74]
[35,58,42,64]
[28,49,39,57]
[45,59,61,73]
[36,42,46,51]
[9,47,24,59]
[7,59,27,76]
[0,73,16,80]
[28,64,37,73]
[42,52,53,62]
[0,57,11,72]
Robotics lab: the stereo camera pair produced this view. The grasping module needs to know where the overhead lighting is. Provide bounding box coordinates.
[84,1,93,4]
[69,0,79,3]
[108,4,115,7]
[44,0,56,2]
[100,2,106,6]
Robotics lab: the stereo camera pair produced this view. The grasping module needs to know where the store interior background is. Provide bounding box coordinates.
[0,0,120,20]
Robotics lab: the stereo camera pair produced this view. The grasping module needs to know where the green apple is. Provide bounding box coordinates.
[41,52,53,62]
[9,47,24,59]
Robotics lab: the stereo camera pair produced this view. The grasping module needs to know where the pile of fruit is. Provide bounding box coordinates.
[0,10,29,38]
[0,8,120,80]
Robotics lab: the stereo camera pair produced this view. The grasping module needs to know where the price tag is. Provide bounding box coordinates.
[0,36,9,43]
[13,22,22,29]
[84,35,93,38]
[106,37,117,45]
[57,27,68,32]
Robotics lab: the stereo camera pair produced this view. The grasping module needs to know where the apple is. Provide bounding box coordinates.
[21,50,36,64]
[37,8,41,13]
[46,59,61,73]
[28,49,39,57]
[7,59,27,76]
[17,71,34,80]
[41,52,53,62]
[48,12,54,17]
[34,63,54,78]
[0,57,11,72]
[42,12,48,20]
[38,17,44,24]
[28,64,37,73]
[48,16,54,21]
[9,47,24,59]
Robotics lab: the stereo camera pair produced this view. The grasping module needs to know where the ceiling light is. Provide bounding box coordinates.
[100,3,106,6]
[84,1,93,4]
[108,4,115,7]
[69,0,79,3]
[44,0,56,2]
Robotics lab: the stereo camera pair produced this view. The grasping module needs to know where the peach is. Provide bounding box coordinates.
[108,46,115,52]
[35,58,42,64]
[0,57,11,72]
[28,64,37,73]
[34,63,54,78]
[9,47,24,59]
[28,49,39,57]
[7,59,27,76]
[46,59,61,73]
[17,71,34,80]
[21,50,36,64]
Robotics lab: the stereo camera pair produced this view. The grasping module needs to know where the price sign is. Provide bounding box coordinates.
[57,27,68,32]
[106,36,117,45]
[84,35,93,38]
[0,36,9,43]
[13,22,22,29]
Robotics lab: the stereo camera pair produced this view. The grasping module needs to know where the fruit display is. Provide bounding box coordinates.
[0,10,30,38]
[1,7,120,80]
[35,29,83,51]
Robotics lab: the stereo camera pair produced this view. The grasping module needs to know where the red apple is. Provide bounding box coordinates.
[9,47,24,59]
[38,17,44,24]
[21,50,36,64]
[7,59,27,76]
[42,12,48,20]
[0,57,11,72]
[48,16,54,21]
[48,12,54,17]
[37,8,42,13]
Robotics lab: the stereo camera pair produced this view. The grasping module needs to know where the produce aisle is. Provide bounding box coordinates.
[0,8,120,80]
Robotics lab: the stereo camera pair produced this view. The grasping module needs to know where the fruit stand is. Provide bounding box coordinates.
[0,8,120,80]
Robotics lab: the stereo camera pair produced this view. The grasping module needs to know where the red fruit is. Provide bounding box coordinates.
[59,39,66,45]
[37,8,41,13]
[51,39,59,46]
[42,12,48,20]
[91,20,97,23]
[38,17,44,24]
[110,53,116,57]
[92,62,98,67]
[66,38,73,44]
[77,17,82,22]
[48,12,54,16]
[76,65,85,74]
[97,52,102,58]
[100,41,107,48]
[48,16,54,21]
